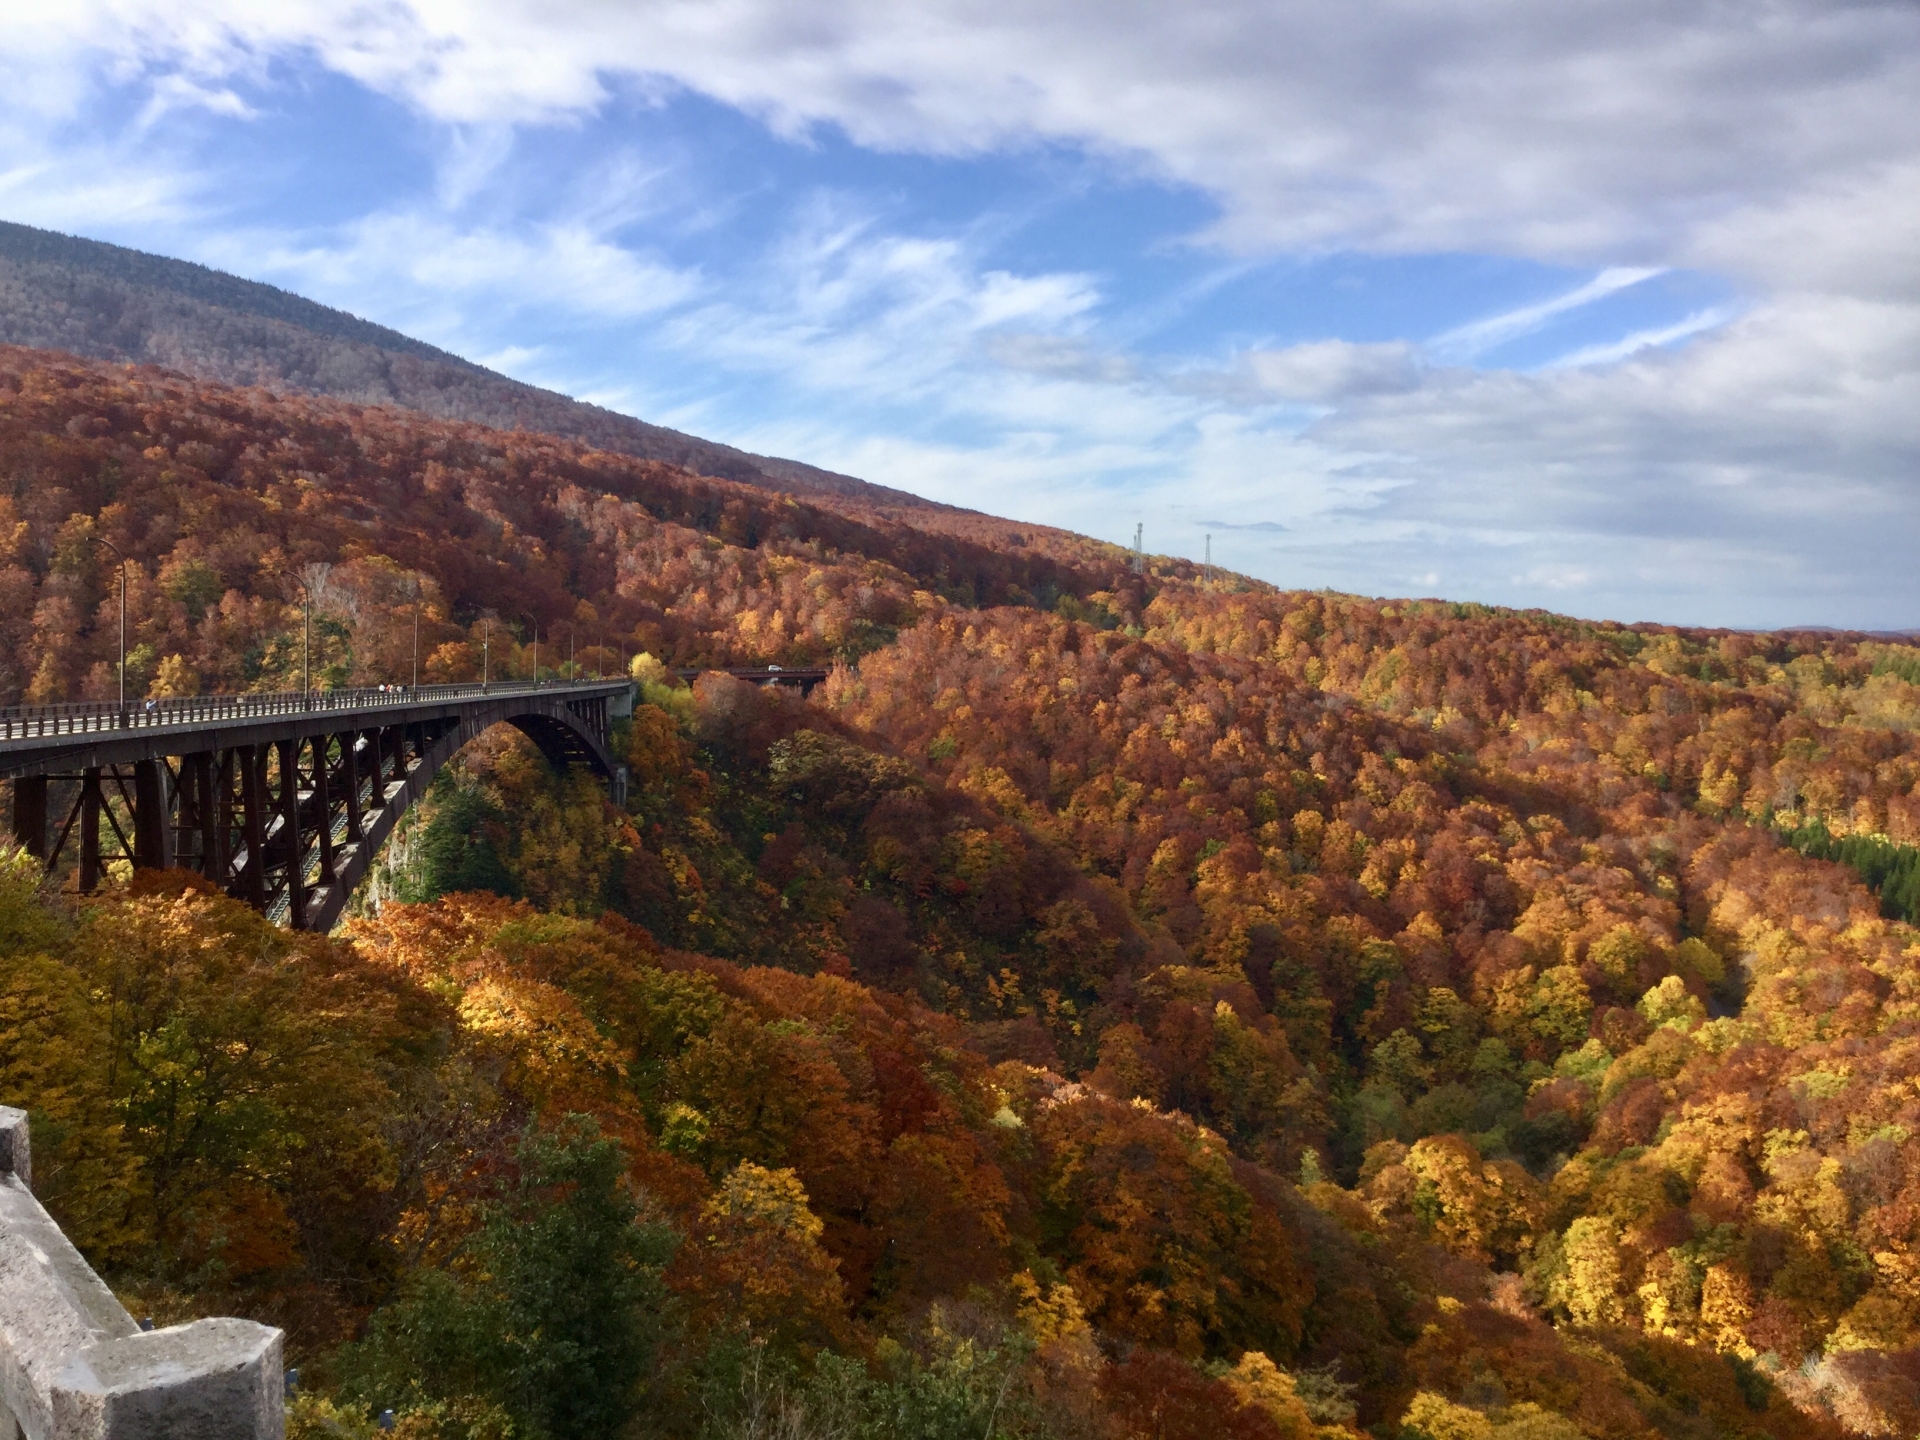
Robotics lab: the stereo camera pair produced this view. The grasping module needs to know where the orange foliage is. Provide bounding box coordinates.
[9,344,1920,1436]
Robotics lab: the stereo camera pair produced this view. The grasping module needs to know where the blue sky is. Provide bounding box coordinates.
[1,1,1915,628]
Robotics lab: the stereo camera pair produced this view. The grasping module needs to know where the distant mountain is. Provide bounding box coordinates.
[0,219,928,507]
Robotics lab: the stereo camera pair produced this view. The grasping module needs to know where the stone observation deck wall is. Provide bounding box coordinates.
[0,1108,284,1440]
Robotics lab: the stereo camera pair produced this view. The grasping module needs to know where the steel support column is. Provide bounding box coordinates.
[341,731,364,842]
[132,758,170,870]
[11,776,46,859]
[313,735,337,887]
[213,749,234,884]
[177,752,212,879]
[277,737,305,929]
[78,768,103,893]
[239,745,267,907]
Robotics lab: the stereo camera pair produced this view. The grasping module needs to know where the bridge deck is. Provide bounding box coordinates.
[0,680,631,780]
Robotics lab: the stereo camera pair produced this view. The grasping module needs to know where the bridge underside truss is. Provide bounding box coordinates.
[16,720,454,932]
[4,686,626,932]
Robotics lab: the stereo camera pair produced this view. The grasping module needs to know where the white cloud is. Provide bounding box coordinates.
[771,272,1920,624]
[1286,294,1920,619]
[1511,564,1594,593]
[138,73,255,124]
[0,151,201,231]
[1242,341,1423,403]
[12,1,1918,269]
[1685,161,1920,303]
[644,205,1111,424]
[1546,307,1733,368]
[203,213,703,337]
[1429,267,1664,360]
[981,334,1138,386]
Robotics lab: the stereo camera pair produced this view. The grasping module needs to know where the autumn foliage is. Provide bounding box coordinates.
[5,346,1920,1438]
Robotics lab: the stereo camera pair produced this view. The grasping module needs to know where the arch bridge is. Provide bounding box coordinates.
[0,680,633,932]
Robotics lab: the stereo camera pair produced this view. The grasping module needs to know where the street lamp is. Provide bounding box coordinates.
[87,535,128,709]
[410,578,422,691]
[523,613,539,685]
[481,617,491,691]
[284,572,313,703]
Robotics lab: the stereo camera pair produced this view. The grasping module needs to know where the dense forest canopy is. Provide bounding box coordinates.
[3,345,1920,1440]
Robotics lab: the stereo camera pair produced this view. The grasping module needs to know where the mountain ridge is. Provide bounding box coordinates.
[0,218,934,509]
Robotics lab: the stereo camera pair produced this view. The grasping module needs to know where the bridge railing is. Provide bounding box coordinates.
[0,679,623,743]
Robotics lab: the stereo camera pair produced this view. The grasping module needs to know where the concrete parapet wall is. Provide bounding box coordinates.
[0,1108,284,1440]
[0,1110,27,1190]
[53,1321,283,1440]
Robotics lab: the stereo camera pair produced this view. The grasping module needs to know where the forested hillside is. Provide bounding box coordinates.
[3,345,1920,1440]
[0,221,922,505]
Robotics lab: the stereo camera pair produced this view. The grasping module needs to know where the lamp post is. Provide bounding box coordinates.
[87,535,128,709]
[523,614,539,685]
[410,578,422,691]
[482,617,491,691]
[569,628,575,679]
[285,572,313,704]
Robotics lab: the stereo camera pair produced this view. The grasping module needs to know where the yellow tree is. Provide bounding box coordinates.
[684,1161,848,1348]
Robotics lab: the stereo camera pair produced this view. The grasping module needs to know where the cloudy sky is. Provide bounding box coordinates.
[1,1,1916,627]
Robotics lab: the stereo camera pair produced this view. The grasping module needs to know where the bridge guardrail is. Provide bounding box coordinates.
[0,679,624,743]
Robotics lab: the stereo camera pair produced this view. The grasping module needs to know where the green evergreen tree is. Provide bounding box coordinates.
[341,1117,677,1440]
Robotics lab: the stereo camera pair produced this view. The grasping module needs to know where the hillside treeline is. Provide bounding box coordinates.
[4,346,1920,1439]
[0,221,912,504]
[0,345,1131,705]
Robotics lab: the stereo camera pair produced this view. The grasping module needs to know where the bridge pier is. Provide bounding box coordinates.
[342,733,364,843]
[176,752,210,880]
[239,746,268,908]
[11,776,44,859]
[207,751,231,882]
[132,760,169,870]
[276,739,305,930]
[78,770,103,894]
[313,740,337,888]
